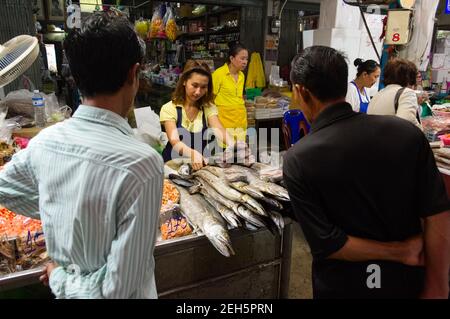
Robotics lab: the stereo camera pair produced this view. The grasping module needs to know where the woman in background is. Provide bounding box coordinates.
[346,58,381,113]
[212,43,249,142]
[368,58,422,129]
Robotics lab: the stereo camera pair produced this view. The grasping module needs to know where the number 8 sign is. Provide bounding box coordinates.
[385,10,411,45]
[392,33,401,42]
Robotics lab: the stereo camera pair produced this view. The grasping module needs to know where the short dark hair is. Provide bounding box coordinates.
[63,12,144,97]
[227,42,247,64]
[383,58,417,87]
[290,46,348,102]
[354,58,380,77]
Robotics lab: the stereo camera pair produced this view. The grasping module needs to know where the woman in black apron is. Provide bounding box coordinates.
[160,60,233,171]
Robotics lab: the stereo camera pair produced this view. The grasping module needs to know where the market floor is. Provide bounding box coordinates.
[288,222,313,299]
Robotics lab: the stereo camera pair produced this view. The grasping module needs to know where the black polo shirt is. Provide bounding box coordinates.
[283,102,449,299]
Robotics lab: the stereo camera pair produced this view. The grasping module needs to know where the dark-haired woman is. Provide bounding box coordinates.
[346,58,381,113]
[212,43,249,142]
[160,60,232,170]
[368,58,422,129]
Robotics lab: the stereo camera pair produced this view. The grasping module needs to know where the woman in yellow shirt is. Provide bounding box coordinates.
[212,43,249,142]
[160,60,232,170]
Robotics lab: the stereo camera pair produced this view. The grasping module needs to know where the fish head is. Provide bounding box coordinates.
[203,224,235,257]
[169,175,194,188]
[178,163,192,176]
[188,181,202,194]
[237,205,251,216]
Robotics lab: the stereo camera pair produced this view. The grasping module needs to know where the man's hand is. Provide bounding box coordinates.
[39,261,59,287]
[400,234,424,267]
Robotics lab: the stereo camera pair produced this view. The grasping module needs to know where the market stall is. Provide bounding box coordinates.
[0,219,292,298]
[0,148,293,298]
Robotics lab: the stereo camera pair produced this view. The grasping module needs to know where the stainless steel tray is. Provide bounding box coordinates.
[0,266,44,292]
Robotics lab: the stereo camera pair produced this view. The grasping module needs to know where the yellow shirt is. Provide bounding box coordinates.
[212,63,245,107]
[159,101,218,133]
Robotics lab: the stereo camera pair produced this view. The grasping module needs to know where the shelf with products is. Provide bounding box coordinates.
[178,27,240,38]
[176,7,239,23]
[176,5,240,45]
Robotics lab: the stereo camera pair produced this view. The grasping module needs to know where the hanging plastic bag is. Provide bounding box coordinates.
[135,18,149,40]
[165,7,178,41]
[149,5,164,38]
[157,5,169,39]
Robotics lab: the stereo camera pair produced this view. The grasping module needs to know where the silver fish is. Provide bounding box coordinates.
[230,181,265,199]
[251,162,284,183]
[268,210,285,236]
[236,205,266,228]
[203,166,247,183]
[196,194,227,227]
[202,166,225,178]
[169,174,195,187]
[194,170,267,216]
[259,196,284,211]
[243,221,259,231]
[176,186,235,257]
[229,165,290,201]
[195,177,242,215]
[202,194,241,229]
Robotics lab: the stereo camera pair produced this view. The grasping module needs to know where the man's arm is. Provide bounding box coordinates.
[283,156,422,264]
[421,211,450,299]
[328,235,423,266]
[0,148,39,218]
[49,174,163,298]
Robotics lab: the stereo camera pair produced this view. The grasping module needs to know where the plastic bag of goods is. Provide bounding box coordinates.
[165,7,178,41]
[149,5,164,38]
[159,180,192,240]
[135,19,149,40]
[0,119,21,165]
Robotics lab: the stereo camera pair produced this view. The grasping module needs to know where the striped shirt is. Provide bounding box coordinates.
[0,105,164,299]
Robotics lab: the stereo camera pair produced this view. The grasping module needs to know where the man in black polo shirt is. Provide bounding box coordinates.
[283,46,450,299]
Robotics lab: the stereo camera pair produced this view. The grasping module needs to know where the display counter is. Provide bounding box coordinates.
[0,218,293,299]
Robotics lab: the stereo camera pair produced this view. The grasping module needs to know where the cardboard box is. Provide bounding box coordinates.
[313,28,361,83]
[319,0,361,29]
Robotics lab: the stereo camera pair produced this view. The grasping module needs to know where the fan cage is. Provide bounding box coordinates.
[0,35,39,87]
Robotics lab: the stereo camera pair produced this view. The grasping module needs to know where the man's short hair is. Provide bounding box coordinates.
[290,46,348,102]
[64,12,144,97]
[383,58,418,87]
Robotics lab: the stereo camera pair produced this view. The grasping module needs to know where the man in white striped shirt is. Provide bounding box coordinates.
[0,12,164,298]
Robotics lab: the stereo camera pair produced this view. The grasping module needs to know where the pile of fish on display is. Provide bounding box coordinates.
[164,161,290,257]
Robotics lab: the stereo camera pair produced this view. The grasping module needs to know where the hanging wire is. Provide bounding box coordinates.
[357,0,382,62]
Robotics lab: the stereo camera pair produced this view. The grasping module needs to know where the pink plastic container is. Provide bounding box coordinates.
[438,134,450,146]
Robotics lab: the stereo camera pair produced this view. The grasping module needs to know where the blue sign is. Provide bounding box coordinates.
[446,0,450,14]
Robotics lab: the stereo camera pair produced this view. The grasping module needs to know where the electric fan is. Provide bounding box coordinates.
[0,35,40,97]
